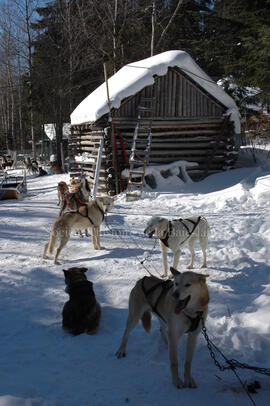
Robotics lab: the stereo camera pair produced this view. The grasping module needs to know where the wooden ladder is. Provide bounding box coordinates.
[126,95,154,201]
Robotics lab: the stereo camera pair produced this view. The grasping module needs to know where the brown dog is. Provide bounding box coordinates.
[116,267,209,389]
[57,181,69,206]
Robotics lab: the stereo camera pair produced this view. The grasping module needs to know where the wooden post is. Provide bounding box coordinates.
[103,62,119,194]
[92,138,104,200]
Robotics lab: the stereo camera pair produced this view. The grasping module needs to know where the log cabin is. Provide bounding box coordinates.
[69,50,240,196]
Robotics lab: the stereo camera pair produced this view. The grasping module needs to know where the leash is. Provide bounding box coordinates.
[200,317,270,406]
[104,214,162,277]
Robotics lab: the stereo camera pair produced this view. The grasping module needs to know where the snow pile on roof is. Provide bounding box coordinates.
[71,50,240,133]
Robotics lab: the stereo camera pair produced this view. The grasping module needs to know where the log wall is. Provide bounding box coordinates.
[69,67,238,194]
[113,67,225,119]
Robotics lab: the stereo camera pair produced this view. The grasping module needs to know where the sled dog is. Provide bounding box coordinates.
[43,197,113,264]
[116,267,209,388]
[144,216,210,277]
[57,181,69,206]
[62,267,101,335]
[59,176,91,215]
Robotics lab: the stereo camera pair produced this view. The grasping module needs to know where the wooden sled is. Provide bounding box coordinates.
[0,171,27,200]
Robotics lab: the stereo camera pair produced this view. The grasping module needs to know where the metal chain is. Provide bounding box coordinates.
[228,360,270,377]
[201,323,230,372]
[201,318,270,376]
[200,318,270,406]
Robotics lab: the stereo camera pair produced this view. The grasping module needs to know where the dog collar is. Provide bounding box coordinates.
[183,311,204,333]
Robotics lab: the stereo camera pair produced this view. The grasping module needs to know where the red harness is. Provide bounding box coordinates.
[64,192,86,208]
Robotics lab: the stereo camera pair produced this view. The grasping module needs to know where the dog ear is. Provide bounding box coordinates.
[170,267,181,276]
[62,269,68,277]
[80,267,88,273]
[199,274,209,282]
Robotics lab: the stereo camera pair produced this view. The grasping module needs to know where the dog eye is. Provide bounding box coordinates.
[185,283,191,288]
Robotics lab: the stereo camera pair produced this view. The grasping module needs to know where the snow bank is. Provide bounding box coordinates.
[71,50,240,133]
[122,160,197,192]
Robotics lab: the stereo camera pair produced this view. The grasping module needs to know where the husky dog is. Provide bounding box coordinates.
[57,181,69,206]
[59,176,91,215]
[43,197,114,264]
[62,267,101,335]
[116,267,209,389]
[144,216,210,278]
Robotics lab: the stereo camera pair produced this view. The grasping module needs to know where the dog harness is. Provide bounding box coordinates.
[64,191,87,209]
[141,276,173,322]
[161,216,202,248]
[141,276,204,333]
[78,201,105,226]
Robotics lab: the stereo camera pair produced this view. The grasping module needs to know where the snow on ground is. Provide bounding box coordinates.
[0,157,270,406]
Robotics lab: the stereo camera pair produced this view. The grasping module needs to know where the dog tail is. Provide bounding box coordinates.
[141,311,151,333]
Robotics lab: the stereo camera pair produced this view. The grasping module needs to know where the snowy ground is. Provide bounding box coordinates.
[0,153,270,406]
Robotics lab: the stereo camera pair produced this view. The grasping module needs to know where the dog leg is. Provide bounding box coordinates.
[172,249,181,275]
[91,226,100,250]
[116,288,148,358]
[96,226,101,249]
[159,319,168,346]
[116,315,140,358]
[168,327,183,388]
[199,236,208,268]
[43,243,49,259]
[54,234,70,265]
[187,238,195,269]
[160,241,168,278]
[184,332,199,388]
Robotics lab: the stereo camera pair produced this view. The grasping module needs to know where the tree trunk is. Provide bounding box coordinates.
[151,0,156,56]
[25,0,36,159]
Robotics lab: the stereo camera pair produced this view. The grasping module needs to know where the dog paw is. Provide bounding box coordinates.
[173,377,184,389]
[184,376,197,388]
[161,273,167,279]
[42,255,48,259]
[116,349,126,359]
[200,264,207,269]
[186,265,193,270]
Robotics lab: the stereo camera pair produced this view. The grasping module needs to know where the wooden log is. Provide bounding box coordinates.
[113,118,224,128]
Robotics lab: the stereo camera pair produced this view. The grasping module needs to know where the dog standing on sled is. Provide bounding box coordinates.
[144,216,210,277]
[116,267,209,389]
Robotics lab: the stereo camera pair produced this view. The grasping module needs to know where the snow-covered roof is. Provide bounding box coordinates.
[70,50,240,133]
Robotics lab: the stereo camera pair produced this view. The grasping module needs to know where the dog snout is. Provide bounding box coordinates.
[172,290,179,299]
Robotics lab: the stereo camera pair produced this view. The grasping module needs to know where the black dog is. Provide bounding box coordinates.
[62,267,101,335]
